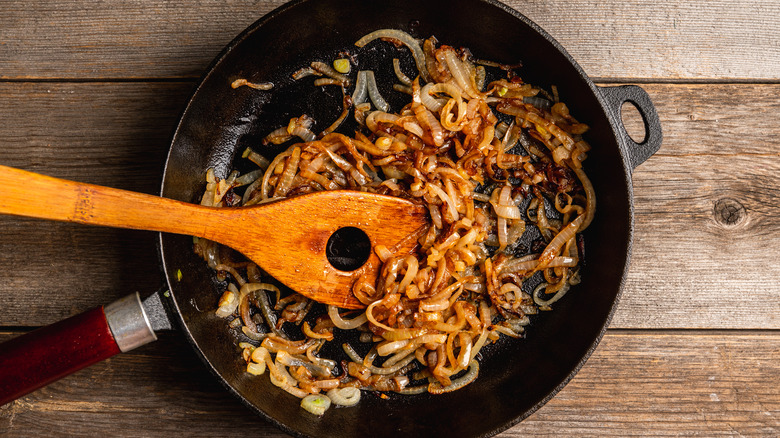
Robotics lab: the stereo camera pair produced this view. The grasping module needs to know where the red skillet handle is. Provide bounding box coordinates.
[0,293,156,405]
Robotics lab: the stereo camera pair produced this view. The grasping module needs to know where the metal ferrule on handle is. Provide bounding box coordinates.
[105,292,157,352]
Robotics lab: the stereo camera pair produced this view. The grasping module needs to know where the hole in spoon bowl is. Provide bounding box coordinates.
[326,226,371,271]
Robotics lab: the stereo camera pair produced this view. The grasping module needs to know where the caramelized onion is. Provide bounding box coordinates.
[231,78,273,90]
[202,32,595,410]
[310,61,350,85]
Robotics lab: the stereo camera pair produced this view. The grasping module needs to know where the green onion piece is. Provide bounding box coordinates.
[300,394,332,415]
[176,269,183,281]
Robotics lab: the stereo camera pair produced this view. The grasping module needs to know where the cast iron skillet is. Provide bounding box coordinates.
[158,0,662,437]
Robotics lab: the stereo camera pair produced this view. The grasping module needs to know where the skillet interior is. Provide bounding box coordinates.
[160,0,633,436]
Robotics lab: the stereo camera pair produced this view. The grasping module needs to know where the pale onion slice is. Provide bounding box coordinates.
[355,29,431,83]
[326,387,361,407]
[365,70,389,112]
[327,305,368,329]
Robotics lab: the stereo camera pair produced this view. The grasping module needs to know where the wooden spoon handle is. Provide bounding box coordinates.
[0,164,429,309]
[0,165,216,237]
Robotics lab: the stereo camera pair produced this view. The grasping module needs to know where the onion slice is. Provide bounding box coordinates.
[327,387,361,407]
[301,394,331,415]
[364,70,390,112]
[352,70,368,105]
[393,58,413,86]
[327,305,368,329]
[355,29,431,83]
[428,360,479,394]
[536,213,585,271]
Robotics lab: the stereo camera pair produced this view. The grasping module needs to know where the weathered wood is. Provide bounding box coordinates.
[615,83,780,157]
[0,82,190,325]
[1,82,778,328]
[511,331,780,437]
[613,153,780,329]
[0,1,284,80]
[0,331,776,437]
[612,83,780,328]
[517,0,780,82]
[0,217,163,326]
[0,1,779,81]
[0,82,191,186]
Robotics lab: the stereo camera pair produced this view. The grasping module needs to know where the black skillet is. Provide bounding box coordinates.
[0,0,662,436]
[160,0,661,436]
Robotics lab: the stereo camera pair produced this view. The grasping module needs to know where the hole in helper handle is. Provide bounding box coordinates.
[598,85,663,171]
[0,292,156,405]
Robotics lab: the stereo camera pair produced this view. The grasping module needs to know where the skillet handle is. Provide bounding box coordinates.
[0,292,156,405]
[598,85,663,171]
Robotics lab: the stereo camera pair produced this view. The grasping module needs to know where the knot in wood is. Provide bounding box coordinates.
[713,198,746,227]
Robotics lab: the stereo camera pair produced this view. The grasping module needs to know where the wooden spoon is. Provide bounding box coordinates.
[0,165,429,309]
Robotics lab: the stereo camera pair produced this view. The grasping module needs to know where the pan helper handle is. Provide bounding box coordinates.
[0,292,156,405]
[598,85,663,171]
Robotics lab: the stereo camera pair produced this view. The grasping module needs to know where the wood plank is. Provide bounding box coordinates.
[616,83,780,157]
[0,218,163,325]
[518,0,780,82]
[0,82,192,185]
[610,82,780,328]
[0,1,779,81]
[0,1,282,80]
[0,82,191,325]
[0,0,284,80]
[0,331,776,436]
[0,81,779,328]
[615,158,780,329]
[511,331,780,436]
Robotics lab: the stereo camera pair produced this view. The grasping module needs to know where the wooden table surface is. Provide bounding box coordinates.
[1,1,778,436]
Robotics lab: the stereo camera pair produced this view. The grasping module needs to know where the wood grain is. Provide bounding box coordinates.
[618,83,780,157]
[0,331,775,437]
[0,82,188,325]
[1,1,779,81]
[612,82,780,328]
[0,1,286,80]
[614,153,780,329]
[0,216,163,326]
[0,82,191,187]
[516,0,780,82]
[514,331,780,437]
[1,82,778,328]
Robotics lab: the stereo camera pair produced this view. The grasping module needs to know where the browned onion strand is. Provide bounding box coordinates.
[200,29,595,414]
